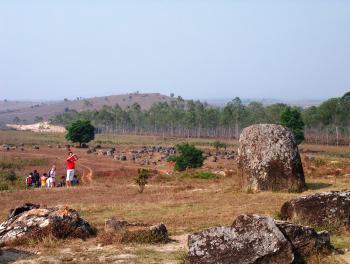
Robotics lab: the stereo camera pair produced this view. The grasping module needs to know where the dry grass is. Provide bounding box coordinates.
[1,131,350,263]
[0,130,237,148]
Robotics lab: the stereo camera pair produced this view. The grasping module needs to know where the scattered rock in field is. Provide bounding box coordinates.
[104,217,168,243]
[57,144,61,149]
[98,150,107,156]
[280,190,350,229]
[186,214,333,264]
[47,145,52,148]
[119,155,127,161]
[87,147,96,154]
[0,203,95,245]
[186,214,293,264]
[2,144,10,151]
[32,145,40,150]
[237,124,305,192]
[106,149,114,156]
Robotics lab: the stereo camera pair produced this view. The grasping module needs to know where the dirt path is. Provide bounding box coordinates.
[79,160,93,184]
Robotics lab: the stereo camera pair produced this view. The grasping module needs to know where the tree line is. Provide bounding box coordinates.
[50,92,350,145]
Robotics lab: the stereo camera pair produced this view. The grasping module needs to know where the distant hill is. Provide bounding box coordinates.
[0,93,325,128]
[0,93,175,125]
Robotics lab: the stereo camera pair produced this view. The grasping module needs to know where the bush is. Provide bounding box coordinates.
[280,107,305,145]
[171,143,204,171]
[135,168,150,193]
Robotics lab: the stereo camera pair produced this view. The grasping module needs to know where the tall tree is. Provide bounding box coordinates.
[65,119,95,147]
[280,107,305,144]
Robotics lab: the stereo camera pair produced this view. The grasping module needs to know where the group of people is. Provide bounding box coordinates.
[25,152,79,188]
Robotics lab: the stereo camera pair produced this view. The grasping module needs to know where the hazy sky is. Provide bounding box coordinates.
[1,1,349,101]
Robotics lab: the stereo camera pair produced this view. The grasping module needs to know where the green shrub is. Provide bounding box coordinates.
[135,168,150,193]
[171,143,204,171]
[280,107,305,145]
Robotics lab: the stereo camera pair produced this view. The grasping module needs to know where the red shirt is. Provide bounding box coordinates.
[67,156,77,169]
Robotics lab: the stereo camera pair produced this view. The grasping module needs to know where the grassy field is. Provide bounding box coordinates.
[0,131,350,263]
[0,130,237,147]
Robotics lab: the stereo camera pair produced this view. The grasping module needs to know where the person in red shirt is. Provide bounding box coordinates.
[66,152,78,187]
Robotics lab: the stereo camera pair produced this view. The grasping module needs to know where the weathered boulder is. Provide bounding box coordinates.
[186,214,294,264]
[186,214,333,264]
[0,204,95,245]
[275,221,333,258]
[280,190,350,229]
[104,217,168,243]
[237,124,305,191]
[8,203,40,219]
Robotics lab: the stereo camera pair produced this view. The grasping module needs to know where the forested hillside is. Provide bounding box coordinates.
[50,92,350,145]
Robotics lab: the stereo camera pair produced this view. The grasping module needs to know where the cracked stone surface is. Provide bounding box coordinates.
[238,124,305,191]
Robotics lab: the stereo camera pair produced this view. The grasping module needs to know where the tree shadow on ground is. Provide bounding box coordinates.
[0,248,34,264]
[306,182,332,190]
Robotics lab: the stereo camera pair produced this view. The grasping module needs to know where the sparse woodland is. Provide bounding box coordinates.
[51,92,350,145]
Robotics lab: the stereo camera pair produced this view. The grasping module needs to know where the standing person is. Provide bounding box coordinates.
[33,170,40,187]
[40,173,47,188]
[66,152,78,187]
[49,165,56,187]
[46,175,52,188]
[26,173,33,188]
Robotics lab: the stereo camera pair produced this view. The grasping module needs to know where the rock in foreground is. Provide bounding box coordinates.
[186,214,332,264]
[186,214,293,264]
[281,190,350,229]
[105,217,168,243]
[238,124,305,191]
[275,220,332,258]
[0,203,95,245]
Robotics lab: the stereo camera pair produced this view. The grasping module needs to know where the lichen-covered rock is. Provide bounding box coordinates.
[275,221,333,258]
[186,214,294,264]
[186,214,333,264]
[0,204,95,245]
[238,124,305,191]
[104,218,168,243]
[280,190,350,229]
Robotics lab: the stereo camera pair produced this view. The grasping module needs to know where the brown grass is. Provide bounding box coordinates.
[1,131,350,263]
